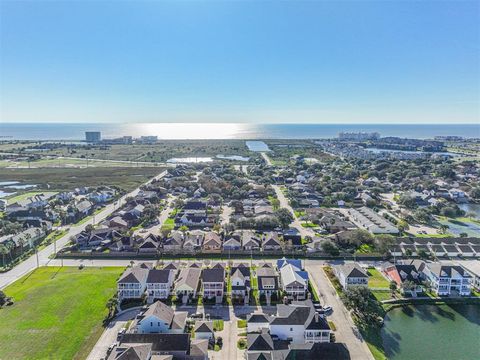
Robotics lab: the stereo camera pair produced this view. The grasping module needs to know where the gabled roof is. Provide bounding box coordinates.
[247,332,274,351]
[115,344,152,360]
[280,264,308,287]
[194,321,214,333]
[336,264,368,278]
[146,269,170,284]
[247,313,272,323]
[140,301,174,324]
[277,257,302,271]
[119,333,190,352]
[270,304,311,326]
[118,267,148,284]
[201,268,225,283]
[175,268,201,291]
[189,339,208,357]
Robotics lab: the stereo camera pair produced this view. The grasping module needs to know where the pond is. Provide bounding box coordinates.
[381,304,480,360]
[459,203,480,219]
[436,217,480,237]
[246,141,271,152]
[216,155,250,161]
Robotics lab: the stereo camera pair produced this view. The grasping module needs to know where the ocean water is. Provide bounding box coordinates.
[0,123,479,140]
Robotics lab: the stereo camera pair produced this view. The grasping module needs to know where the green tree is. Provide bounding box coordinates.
[320,239,340,256]
[275,208,294,229]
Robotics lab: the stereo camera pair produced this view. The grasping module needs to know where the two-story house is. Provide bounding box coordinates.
[201,268,225,304]
[257,266,279,303]
[334,264,369,290]
[422,263,472,296]
[117,265,149,301]
[230,264,251,301]
[279,263,309,301]
[136,301,187,334]
[174,268,201,304]
[146,269,176,303]
[268,301,331,344]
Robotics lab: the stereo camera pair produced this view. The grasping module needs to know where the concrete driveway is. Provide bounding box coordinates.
[86,307,142,360]
[306,262,374,360]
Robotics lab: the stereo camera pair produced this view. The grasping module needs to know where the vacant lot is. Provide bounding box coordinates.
[0,266,123,360]
[367,268,390,288]
[0,167,164,192]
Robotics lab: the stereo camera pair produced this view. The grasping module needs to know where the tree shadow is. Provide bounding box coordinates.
[445,303,480,326]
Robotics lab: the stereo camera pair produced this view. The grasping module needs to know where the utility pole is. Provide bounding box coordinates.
[35,247,39,268]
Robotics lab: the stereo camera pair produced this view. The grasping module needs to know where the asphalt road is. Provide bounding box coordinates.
[0,170,167,289]
[86,307,142,360]
[271,184,316,238]
[305,262,375,360]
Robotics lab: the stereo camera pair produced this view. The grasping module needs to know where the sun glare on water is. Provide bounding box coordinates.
[136,123,249,139]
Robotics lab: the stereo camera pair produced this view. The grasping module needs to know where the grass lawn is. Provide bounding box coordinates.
[360,325,387,360]
[213,319,224,332]
[0,266,123,360]
[7,191,57,204]
[237,319,247,328]
[367,268,390,289]
[161,218,175,232]
[0,167,164,193]
[371,290,393,302]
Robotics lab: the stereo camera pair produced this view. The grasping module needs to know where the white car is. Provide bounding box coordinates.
[323,306,333,313]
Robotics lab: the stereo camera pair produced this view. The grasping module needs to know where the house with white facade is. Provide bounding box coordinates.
[174,268,201,304]
[194,321,214,341]
[334,264,369,290]
[135,301,187,334]
[422,263,472,296]
[117,265,149,301]
[250,301,331,344]
[279,263,309,300]
[201,268,225,303]
[230,264,251,301]
[146,269,175,303]
[257,265,280,304]
[461,261,480,291]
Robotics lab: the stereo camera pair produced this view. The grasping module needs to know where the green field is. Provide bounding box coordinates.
[0,158,162,168]
[0,167,164,192]
[367,268,390,289]
[0,266,123,360]
[7,191,57,204]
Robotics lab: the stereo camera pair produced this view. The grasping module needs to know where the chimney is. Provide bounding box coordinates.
[315,312,319,322]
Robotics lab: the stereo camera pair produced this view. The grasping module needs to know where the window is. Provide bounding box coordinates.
[150,322,153,326]
[290,327,293,331]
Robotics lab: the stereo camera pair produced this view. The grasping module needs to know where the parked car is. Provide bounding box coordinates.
[190,312,203,319]
[323,306,333,313]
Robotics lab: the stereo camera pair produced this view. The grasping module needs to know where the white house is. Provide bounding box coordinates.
[268,302,331,344]
[334,264,369,289]
[174,268,201,304]
[422,263,472,296]
[146,269,175,303]
[246,313,272,333]
[279,263,308,301]
[136,301,187,334]
[230,265,251,301]
[201,268,225,303]
[117,265,149,300]
[194,321,214,340]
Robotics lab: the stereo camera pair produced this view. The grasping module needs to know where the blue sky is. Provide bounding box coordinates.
[0,0,478,124]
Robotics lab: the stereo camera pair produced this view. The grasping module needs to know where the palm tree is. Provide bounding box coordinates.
[106,296,118,317]
[0,244,8,267]
[17,237,26,255]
